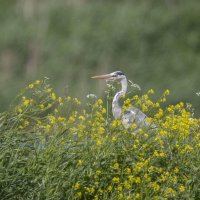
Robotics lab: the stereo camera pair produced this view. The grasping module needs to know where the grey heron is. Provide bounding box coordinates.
[91,71,154,131]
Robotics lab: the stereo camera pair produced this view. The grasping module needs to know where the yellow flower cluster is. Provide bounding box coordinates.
[10,80,200,199]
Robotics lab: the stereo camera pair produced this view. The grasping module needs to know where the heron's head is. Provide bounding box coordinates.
[91,71,126,82]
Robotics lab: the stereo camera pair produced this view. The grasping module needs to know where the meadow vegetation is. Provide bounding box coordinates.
[0,79,199,199]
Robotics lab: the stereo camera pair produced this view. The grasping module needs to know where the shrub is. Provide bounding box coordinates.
[0,79,199,199]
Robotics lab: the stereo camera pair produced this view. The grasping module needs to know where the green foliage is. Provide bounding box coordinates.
[0,80,200,199]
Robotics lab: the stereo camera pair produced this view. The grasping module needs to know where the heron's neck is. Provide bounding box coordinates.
[112,78,127,119]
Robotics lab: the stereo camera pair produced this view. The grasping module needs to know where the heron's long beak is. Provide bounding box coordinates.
[91,73,113,80]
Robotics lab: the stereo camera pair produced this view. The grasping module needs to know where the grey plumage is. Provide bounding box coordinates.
[92,71,156,131]
[122,107,148,129]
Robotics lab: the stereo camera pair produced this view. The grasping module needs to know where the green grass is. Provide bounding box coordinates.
[0,79,200,200]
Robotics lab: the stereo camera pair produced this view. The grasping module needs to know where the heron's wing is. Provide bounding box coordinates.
[122,107,149,129]
[122,110,135,129]
[122,107,157,131]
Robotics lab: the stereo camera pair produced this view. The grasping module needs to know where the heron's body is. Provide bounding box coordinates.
[91,71,153,130]
[122,107,149,129]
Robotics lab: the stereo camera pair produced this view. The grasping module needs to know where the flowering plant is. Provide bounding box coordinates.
[0,79,199,199]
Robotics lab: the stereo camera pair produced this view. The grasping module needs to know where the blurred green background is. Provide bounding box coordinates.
[0,0,200,114]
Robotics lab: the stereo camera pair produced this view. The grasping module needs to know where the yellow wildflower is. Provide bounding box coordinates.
[174,167,179,174]
[94,195,98,200]
[58,97,63,105]
[128,175,134,183]
[155,102,160,108]
[58,97,62,103]
[76,192,82,198]
[131,123,137,130]
[96,139,102,146]
[117,186,123,192]
[47,103,52,108]
[24,121,29,126]
[112,137,117,142]
[96,170,101,175]
[39,104,45,109]
[153,150,160,157]
[102,108,106,114]
[51,93,56,100]
[94,182,99,186]
[98,127,105,134]
[136,193,140,199]
[164,89,170,95]
[149,166,154,173]
[23,99,30,107]
[45,124,51,132]
[164,187,176,197]
[35,80,41,85]
[18,108,23,113]
[48,115,56,124]
[148,89,155,94]
[113,163,119,170]
[135,177,141,184]
[68,116,75,123]
[118,193,124,199]
[154,108,163,118]
[79,116,85,121]
[107,185,112,192]
[179,185,185,192]
[150,182,160,191]
[125,167,131,174]
[28,84,34,89]
[74,182,80,190]
[66,96,71,101]
[112,177,120,183]
[47,88,52,93]
[78,160,83,166]
[58,116,65,121]
[74,98,81,105]
[98,189,104,194]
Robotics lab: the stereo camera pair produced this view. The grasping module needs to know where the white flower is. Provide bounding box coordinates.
[86,94,97,99]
